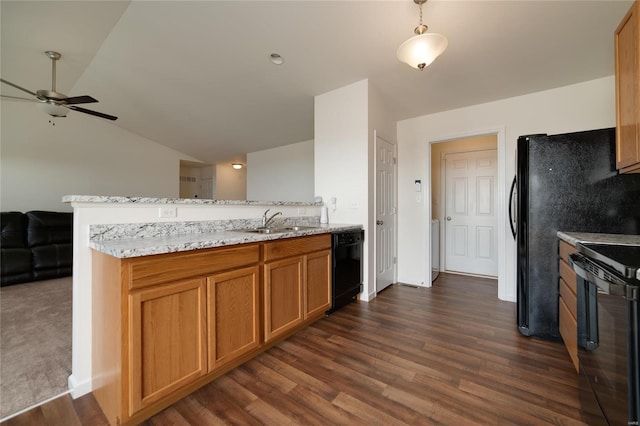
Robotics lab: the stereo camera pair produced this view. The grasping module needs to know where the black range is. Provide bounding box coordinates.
[570,242,639,426]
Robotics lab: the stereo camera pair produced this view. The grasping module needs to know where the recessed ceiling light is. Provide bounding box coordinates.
[269,53,284,65]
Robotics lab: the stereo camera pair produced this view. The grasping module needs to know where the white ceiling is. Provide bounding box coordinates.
[1,1,632,165]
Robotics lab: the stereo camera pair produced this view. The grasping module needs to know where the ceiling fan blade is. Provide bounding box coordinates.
[0,78,37,97]
[68,105,118,121]
[1,94,35,102]
[61,95,98,105]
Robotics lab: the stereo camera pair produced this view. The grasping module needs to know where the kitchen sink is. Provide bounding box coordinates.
[234,225,319,234]
[281,225,317,231]
[235,227,285,234]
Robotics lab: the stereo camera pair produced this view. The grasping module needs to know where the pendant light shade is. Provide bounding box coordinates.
[397,32,448,70]
[397,0,447,71]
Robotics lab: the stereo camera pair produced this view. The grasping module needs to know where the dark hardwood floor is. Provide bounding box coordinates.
[2,273,603,425]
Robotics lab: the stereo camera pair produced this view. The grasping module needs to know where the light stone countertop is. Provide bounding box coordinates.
[63,195,322,206]
[90,223,362,259]
[557,231,640,247]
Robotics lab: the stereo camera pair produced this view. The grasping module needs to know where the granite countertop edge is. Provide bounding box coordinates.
[91,224,362,259]
[63,195,322,207]
[557,231,640,247]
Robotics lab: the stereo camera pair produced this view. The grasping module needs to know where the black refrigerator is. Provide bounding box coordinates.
[510,128,640,339]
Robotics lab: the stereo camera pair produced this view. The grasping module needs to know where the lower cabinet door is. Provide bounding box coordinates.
[207,266,260,371]
[559,295,579,373]
[305,249,332,318]
[129,278,207,414]
[264,257,303,343]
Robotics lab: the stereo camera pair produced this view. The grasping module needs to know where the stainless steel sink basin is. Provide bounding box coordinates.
[281,225,317,231]
[235,227,284,234]
[234,225,319,234]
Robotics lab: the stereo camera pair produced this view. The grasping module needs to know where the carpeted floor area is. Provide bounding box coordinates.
[0,277,72,419]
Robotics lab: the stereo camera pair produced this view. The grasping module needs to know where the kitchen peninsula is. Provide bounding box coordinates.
[64,195,362,425]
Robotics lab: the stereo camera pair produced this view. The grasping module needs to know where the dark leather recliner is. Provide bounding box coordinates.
[1,211,73,286]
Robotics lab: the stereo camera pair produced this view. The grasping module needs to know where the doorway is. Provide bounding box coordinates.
[431,135,499,279]
[443,149,498,276]
[375,135,397,292]
[179,160,215,199]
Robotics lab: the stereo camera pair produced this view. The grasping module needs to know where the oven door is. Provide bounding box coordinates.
[571,253,638,426]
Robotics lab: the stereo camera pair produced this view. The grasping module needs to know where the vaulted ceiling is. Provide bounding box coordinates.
[1,1,632,165]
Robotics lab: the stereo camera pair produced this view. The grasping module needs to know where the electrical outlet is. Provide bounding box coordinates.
[159,207,177,218]
[350,201,359,209]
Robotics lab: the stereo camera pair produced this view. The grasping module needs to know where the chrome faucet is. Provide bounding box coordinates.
[262,209,282,228]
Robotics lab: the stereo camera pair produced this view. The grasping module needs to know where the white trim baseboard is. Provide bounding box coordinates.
[68,373,92,399]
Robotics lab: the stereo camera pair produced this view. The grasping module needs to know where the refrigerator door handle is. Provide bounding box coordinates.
[508,176,517,239]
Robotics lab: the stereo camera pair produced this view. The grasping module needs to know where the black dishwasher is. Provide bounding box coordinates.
[327,229,364,314]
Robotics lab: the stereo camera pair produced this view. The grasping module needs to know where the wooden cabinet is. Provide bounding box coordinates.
[92,243,260,425]
[91,233,334,425]
[129,278,207,413]
[558,239,579,372]
[264,256,304,342]
[263,234,332,343]
[305,249,332,318]
[207,266,260,371]
[615,0,640,173]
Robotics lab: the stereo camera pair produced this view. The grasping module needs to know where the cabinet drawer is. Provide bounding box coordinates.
[263,234,331,262]
[559,240,577,264]
[559,258,577,291]
[126,244,260,289]
[559,296,579,372]
[559,278,577,319]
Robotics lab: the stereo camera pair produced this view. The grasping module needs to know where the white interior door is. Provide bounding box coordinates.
[376,136,396,292]
[444,149,498,277]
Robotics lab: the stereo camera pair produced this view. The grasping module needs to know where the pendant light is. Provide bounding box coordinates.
[397,0,448,71]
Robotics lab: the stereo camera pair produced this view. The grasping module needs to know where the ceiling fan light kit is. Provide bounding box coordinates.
[0,51,118,121]
[397,0,448,71]
[37,100,68,117]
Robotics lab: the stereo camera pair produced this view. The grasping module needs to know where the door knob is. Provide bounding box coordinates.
[376,220,383,225]
[446,216,452,221]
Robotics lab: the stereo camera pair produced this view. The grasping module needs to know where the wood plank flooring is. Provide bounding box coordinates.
[1,273,604,425]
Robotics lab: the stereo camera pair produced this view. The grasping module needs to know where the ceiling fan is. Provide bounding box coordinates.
[0,51,117,121]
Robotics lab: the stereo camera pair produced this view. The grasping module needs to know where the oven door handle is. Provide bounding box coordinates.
[570,253,637,301]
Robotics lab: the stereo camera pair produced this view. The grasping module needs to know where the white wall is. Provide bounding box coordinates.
[215,163,246,200]
[397,75,617,301]
[1,101,199,212]
[314,79,396,301]
[247,140,314,202]
[315,80,370,298]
